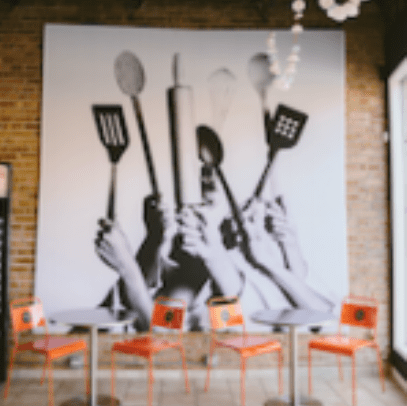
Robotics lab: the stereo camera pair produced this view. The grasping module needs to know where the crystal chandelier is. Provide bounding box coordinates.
[266,0,372,90]
[266,0,305,90]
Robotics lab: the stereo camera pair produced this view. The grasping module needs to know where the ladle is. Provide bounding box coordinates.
[114,51,159,197]
[197,125,248,248]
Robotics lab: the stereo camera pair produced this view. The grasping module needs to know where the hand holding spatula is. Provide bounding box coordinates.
[92,105,130,312]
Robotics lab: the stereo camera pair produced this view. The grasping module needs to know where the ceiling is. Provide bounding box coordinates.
[0,0,401,25]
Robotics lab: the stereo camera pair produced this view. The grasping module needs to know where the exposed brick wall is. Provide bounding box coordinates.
[0,0,388,369]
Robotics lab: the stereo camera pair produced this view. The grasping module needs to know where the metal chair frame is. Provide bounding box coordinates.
[205,296,283,406]
[308,295,385,406]
[111,296,190,406]
[3,297,89,406]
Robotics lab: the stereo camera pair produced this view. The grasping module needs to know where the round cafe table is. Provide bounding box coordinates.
[251,308,336,406]
[49,307,138,406]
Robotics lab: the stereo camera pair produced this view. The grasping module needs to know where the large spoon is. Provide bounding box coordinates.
[247,53,276,195]
[114,51,159,197]
[197,125,249,250]
[247,53,276,113]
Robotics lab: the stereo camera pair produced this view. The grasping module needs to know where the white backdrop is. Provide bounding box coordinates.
[36,24,347,329]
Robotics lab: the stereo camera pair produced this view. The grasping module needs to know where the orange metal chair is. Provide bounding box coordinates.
[308,295,385,406]
[111,296,190,406]
[205,296,283,406]
[3,297,89,406]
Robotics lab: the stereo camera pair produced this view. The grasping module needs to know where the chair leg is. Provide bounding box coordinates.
[375,346,386,392]
[46,358,54,406]
[111,351,116,406]
[40,356,47,385]
[83,347,90,396]
[3,347,17,399]
[308,347,312,395]
[240,357,246,406]
[337,355,343,381]
[148,356,154,406]
[179,346,190,393]
[278,349,283,395]
[204,341,215,392]
[351,355,357,406]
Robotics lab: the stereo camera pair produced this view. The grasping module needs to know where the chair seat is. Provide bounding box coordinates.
[309,334,374,356]
[112,336,181,358]
[18,337,87,360]
[216,335,282,358]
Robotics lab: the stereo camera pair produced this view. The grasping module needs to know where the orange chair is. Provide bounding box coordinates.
[111,296,190,406]
[205,296,283,406]
[3,297,89,406]
[308,295,385,406]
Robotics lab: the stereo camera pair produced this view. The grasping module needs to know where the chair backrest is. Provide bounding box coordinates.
[150,296,186,332]
[10,297,47,339]
[339,295,378,336]
[207,296,244,331]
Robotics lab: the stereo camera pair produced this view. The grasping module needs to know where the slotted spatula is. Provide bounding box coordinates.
[92,105,130,220]
[244,104,308,209]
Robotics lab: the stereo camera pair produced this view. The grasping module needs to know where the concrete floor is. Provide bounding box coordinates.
[1,366,407,406]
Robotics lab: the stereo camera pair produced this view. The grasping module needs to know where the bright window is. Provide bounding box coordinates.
[389,57,407,360]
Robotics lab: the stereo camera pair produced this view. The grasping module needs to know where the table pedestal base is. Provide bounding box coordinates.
[60,395,120,406]
[265,395,323,406]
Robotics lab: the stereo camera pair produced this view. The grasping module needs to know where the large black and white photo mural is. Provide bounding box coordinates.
[36,24,347,332]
